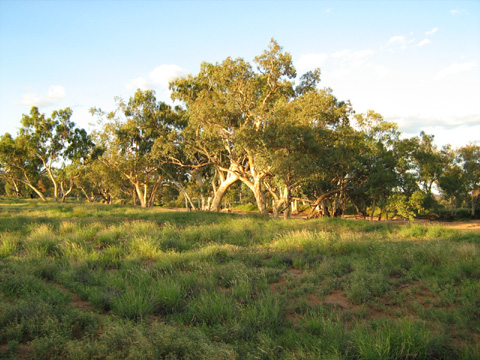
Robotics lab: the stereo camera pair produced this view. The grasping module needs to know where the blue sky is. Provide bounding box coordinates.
[1,0,479,148]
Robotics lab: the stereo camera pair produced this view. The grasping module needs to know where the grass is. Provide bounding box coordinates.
[0,200,479,359]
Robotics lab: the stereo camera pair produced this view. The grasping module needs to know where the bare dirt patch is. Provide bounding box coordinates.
[286,268,303,277]
[437,220,480,231]
[323,289,353,309]
[0,343,34,360]
[269,269,301,293]
[49,281,100,313]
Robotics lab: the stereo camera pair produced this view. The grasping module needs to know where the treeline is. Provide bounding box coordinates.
[0,40,479,219]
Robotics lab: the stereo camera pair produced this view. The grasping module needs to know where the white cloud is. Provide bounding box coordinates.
[388,36,406,44]
[426,27,439,35]
[450,9,467,15]
[434,61,477,80]
[297,48,388,85]
[125,64,187,93]
[297,49,376,81]
[331,50,350,58]
[296,53,329,73]
[16,85,66,107]
[450,9,459,15]
[325,8,331,14]
[385,114,480,147]
[387,35,410,51]
[125,77,152,91]
[374,65,391,78]
[149,64,186,89]
[417,39,431,47]
[332,49,374,60]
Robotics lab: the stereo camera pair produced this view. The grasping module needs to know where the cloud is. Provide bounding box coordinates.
[417,39,431,47]
[125,64,187,92]
[390,113,480,132]
[296,53,329,73]
[385,113,480,147]
[387,35,410,51]
[16,85,66,107]
[325,8,331,14]
[426,27,439,35]
[374,65,391,78]
[125,77,152,91]
[297,49,377,81]
[434,61,477,80]
[149,64,186,89]
[450,9,467,15]
[331,49,374,59]
[331,49,375,77]
[388,36,406,44]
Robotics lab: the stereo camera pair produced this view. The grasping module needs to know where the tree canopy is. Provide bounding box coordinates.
[1,40,478,219]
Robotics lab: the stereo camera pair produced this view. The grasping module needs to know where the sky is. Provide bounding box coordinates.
[0,0,479,148]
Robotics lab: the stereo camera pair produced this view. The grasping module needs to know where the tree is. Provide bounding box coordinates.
[0,107,94,202]
[91,89,184,208]
[19,107,83,200]
[171,40,298,214]
[348,111,401,219]
[412,131,447,196]
[172,39,352,215]
[0,132,46,200]
[276,89,352,219]
[457,144,480,217]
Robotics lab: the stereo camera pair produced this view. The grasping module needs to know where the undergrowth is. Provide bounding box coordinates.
[0,200,479,359]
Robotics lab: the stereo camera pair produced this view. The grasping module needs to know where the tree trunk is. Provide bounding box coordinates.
[291,199,298,214]
[307,188,346,219]
[272,199,283,218]
[471,189,480,218]
[169,180,196,210]
[44,165,59,200]
[78,185,94,203]
[370,199,376,221]
[12,180,22,197]
[283,187,292,219]
[253,181,268,215]
[24,182,47,202]
[134,183,148,208]
[283,204,291,220]
[210,173,239,212]
[60,180,74,203]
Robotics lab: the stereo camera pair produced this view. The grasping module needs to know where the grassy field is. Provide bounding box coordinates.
[0,199,479,359]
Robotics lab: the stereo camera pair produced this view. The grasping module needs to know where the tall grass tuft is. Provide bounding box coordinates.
[351,320,453,359]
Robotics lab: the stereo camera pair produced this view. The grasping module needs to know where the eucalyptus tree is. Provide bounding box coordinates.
[259,85,352,218]
[170,40,297,214]
[20,107,74,200]
[0,107,94,201]
[171,39,352,214]
[0,132,47,200]
[412,131,447,196]
[91,89,185,208]
[438,156,468,216]
[457,144,480,217]
[75,159,127,204]
[347,111,401,219]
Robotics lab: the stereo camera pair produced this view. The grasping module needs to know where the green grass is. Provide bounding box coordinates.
[0,200,479,359]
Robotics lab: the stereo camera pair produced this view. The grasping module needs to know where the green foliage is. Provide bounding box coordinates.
[350,320,453,359]
[1,38,479,357]
[1,201,478,359]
